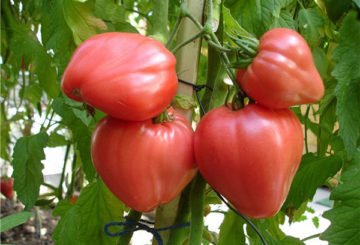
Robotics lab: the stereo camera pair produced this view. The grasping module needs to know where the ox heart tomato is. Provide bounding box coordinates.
[194,104,303,219]
[239,28,324,109]
[91,109,197,212]
[62,32,178,121]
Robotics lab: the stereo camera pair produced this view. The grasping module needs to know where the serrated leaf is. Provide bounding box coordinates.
[218,211,245,245]
[9,27,59,98]
[53,180,125,245]
[11,133,49,209]
[224,0,294,37]
[321,153,360,245]
[270,10,295,30]
[298,9,325,48]
[52,97,96,181]
[324,0,352,22]
[283,154,342,210]
[0,211,34,232]
[94,0,138,33]
[63,0,107,45]
[332,12,360,158]
[48,132,69,147]
[40,0,75,74]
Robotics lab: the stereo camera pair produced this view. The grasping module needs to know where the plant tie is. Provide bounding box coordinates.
[104,216,190,245]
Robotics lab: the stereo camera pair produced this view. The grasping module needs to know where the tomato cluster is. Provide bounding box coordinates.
[195,28,323,219]
[63,28,323,218]
[62,33,196,212]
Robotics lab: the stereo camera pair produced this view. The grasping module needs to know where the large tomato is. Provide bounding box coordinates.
[239,28,324,109]
[194,104,303,219]
[91,109,196,212]
[62,32,178,121]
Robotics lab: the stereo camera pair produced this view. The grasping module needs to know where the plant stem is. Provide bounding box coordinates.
[189,173,206,245]
[171,29,205,54]
[117,210,142,245]
[151,0,169,44]
[166,2,185,48]
[304,105,310,154]
[166,184,191,245]
[57,144,71,200]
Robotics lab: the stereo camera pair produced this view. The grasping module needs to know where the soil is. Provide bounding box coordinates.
[1,198,58,245]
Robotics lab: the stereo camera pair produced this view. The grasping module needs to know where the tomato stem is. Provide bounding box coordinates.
[152,108,174,124]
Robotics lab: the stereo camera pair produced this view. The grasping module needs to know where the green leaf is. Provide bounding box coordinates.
[321,153,360,245]
[354,0,360,8]
[48,132,69,147]
[324,0,352,22]
[312,216,319,228]
[23,83,42,106]
[332,12,360,158]
[9,26,59,98]
[298,8,325,48]
[312,47,328,80]
[318,80,337,156]
[283,154,342,210]
[0,103,11,161]
[0,211,34,232]
[53,180,125,245]
[11,133,49,209]
[40,0,76,74]
[218,211,245,245]
[52,97,96,181]
[94,0,138,33]
[280,236,305,245]
[224,0,294,37]
[63,0,107,45]
[223,6,253,37]
[270,10,295,30]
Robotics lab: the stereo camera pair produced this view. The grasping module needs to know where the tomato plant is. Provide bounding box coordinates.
[61,32,178,121]
[1,177,14,199]
[2,0,359,244]
[239,28,325,109]
[91,109,196,212]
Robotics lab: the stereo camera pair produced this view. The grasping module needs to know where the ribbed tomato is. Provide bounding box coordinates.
[62,32,178,121]
[91,109,196,212]
[239,28,324,109]
[194,104,303,219]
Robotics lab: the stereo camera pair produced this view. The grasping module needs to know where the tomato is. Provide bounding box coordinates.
[1,177,14,199]
[62,32,178,121]
[236,69,245,83]
[91,109,197,212]
[194,104,303,219]
[239,28,324,109]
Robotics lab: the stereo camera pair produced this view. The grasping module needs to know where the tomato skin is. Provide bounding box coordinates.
[1,177,14,199]
[62,32,178,121]
[239,28,324,109]
[194,104,303,219]
[91,109,197,212]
